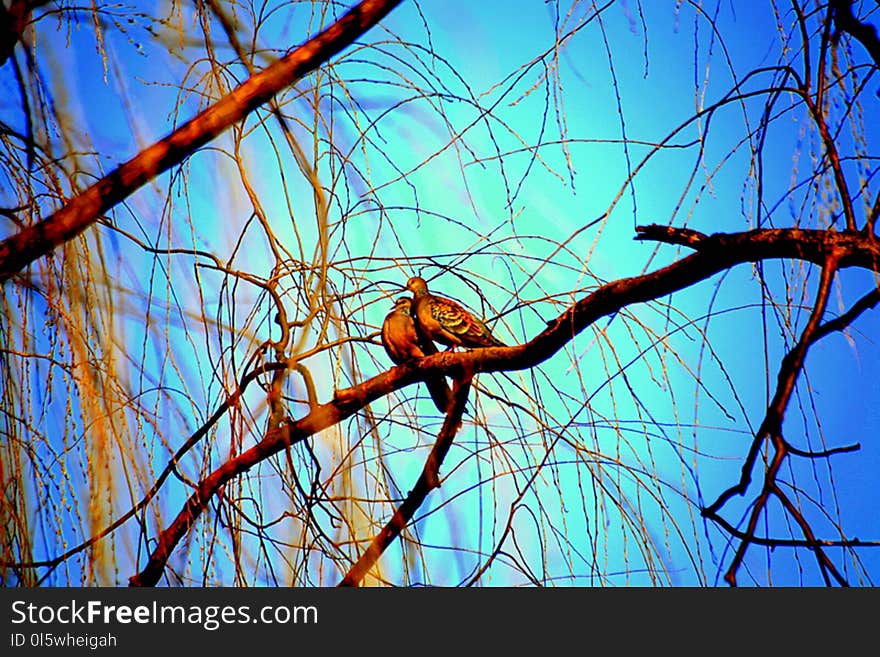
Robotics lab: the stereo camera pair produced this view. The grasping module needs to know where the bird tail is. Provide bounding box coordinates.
[425,376,453,415]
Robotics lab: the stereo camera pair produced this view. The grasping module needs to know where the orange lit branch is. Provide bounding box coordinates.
[128,224,880,586]
[0,0,403,283]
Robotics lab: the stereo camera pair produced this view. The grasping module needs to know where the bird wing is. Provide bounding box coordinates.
[430,296,495,345]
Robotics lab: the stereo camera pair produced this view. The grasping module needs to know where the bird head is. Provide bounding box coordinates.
[405,276,428,296]
[393,297,412,314]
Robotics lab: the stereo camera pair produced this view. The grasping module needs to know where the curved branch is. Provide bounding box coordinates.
[712,256,842,586]
[702,271,880,585]
[703,273,879,521]
[0,0,404,283]
[128,225,880,586]
[706,510,880,548]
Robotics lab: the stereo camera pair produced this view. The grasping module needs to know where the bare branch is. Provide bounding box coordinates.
[127,225,880,586]
[0,0,403,282]
[716,257,840,585]
[831,0,880,68]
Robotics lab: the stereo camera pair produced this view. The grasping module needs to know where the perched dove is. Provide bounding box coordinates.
[405,276,506,349]
[381,297,452,413]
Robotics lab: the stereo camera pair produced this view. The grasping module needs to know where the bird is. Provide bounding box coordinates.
[381,296,452,414]
[405,276,507,349]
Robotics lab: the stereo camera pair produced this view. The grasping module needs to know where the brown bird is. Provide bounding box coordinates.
[381,297,452,413]
[406,276,507,349]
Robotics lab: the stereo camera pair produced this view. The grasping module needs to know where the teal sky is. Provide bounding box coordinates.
[2,1,878,586]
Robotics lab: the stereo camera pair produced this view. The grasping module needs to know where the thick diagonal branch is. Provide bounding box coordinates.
[0,0,403,282]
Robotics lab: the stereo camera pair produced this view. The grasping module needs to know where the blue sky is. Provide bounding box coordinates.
[2,1,878,586]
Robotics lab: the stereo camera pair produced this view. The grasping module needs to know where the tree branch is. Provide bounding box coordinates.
[0,0,49,65]
[715,256,841,585]
[701,276,880,585]
[0,0,404,283]
[831,0,880,69]
[338,374,473,587]
[128,225,880,586]
[703,281,879,523]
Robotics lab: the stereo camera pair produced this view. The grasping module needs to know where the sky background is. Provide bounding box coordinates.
[2,1,879,586]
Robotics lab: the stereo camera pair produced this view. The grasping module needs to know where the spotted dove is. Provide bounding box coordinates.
[405,276,506,349]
